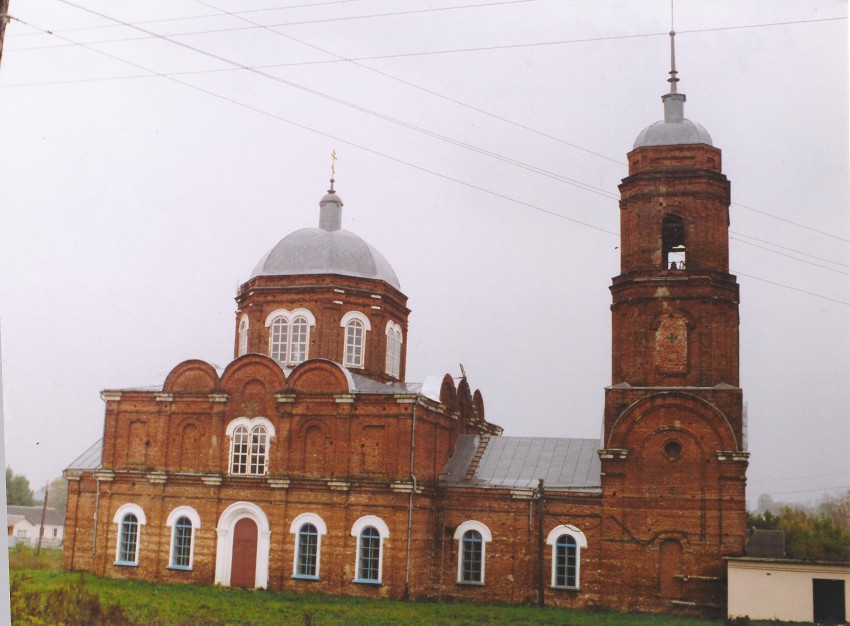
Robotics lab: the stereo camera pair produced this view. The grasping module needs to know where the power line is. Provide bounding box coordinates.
[731,237,850,277]
[732,269,850,307]
[8,11,850,307]
[733,201,850,244]
[749,471,850,485]
[758,485,850,496]
[8,0,536,45]
[191,0,627,167]
[39,1,623,207]
[10,8,847,248]
[731,232,850,268]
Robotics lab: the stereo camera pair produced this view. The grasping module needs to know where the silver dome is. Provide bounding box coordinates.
[633,117,713,148]
[251,187,400,289]
[251,227,400,289]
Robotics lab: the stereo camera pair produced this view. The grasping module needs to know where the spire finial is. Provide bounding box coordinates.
[668,30,679,93]
[329,149,337,192]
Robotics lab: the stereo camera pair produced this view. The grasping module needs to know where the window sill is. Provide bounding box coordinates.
[457,580,485,586]
[353,578,381,585]
[113,561,138,567]
[167,565,192,571]
[292,574,319,581]
[551,585,580,591]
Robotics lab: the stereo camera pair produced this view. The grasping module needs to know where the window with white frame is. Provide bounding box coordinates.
[226,417,275,476]
[290,513,327,580]
[265,308,315,365]
[238,316,249,356]
[547,525,587,589]
[113,504,147,566]
[385,321,402,378]
[341,311,371,368]
[166,506,200,570]
[453,521,492,584]
[351,515,389,584]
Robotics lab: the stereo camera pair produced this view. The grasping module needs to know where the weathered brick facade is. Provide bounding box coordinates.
[64,75,748,617]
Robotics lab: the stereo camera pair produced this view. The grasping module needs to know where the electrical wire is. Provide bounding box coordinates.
[7,7,846,251]
[8,0,537,45]
[6,9,850,306]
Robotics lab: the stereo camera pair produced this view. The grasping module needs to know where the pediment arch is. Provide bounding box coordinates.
[287,359,353,394]
[607,391,738,451]
[163,360,220,393]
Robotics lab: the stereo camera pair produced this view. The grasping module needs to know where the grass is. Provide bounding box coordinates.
[9,549,813,625]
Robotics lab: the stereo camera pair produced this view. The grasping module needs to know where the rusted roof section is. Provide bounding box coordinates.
[442,435,601,492]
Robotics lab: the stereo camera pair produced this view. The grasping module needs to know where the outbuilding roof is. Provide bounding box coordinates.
[7,505,65,527]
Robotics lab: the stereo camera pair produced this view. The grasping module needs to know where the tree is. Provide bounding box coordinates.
[6,468,35,506]
[749,490,850,562]
[45,476,68,516]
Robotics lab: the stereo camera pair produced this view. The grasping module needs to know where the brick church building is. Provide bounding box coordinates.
[63,39,748,615]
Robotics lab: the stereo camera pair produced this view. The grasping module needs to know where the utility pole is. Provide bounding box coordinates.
[0,0,10,68]
[536,478,545,607]
[36,484,48,556]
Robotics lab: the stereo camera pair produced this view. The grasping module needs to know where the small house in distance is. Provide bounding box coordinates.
[7,505,64,548]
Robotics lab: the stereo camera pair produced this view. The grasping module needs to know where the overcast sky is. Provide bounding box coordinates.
[0,0,847,507]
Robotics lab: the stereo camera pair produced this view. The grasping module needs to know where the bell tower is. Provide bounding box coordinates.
[599,32,748,612]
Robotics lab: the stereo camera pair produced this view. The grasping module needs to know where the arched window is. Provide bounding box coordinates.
[662,214,686,269]
[547,525,587,589]
[230,425,250,474]
[297,524,318,577]
[119,514,139,564]
[249,425,268,474]
[113,504,146,566]
[341,311,371,368]
[171,517,193,568]
[454,520,492,585]
[166,507,200,571]
[227,417,275,476]
[238,316,249,356]
[358,527,380,581]
[290,513,327,580]
[269,317,290,362]
[385,321,402,378]
[265,309,315,365]
[351,515,389,584]
[289,316,309,363]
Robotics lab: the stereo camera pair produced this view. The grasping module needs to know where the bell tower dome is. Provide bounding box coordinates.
[599,32,748,611]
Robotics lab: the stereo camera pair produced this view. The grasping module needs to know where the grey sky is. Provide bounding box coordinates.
[0,0,847,506]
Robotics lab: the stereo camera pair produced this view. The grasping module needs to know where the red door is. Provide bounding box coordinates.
[231,518,258,588]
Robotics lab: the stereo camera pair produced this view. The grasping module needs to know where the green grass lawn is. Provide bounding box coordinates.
[9,548,810,625]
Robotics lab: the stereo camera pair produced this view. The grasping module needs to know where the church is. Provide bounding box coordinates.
[63,36,748,616]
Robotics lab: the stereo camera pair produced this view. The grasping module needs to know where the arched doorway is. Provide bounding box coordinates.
[231,518,258,588]
[214,501,271,588]
[659,539,683,599]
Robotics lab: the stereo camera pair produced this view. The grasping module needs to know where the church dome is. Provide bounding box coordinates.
[251,186,401,289]
[633,31,712,149]
[633,117,712,149]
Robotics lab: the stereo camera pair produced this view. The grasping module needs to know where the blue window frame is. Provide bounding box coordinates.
[357,526,381,582]
[296,523,319,578]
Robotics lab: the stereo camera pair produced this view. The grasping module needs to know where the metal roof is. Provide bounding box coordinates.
[7,505,65,526]
[442,435,602,492]
[65,438,103,471]
[634,117,713,148]
[250,189,400,289]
